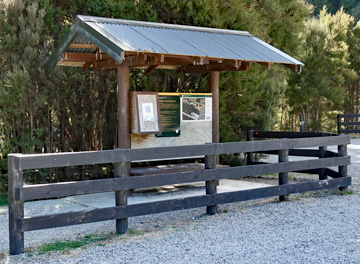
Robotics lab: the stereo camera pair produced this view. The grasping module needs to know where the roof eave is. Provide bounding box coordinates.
[45,16,125,74]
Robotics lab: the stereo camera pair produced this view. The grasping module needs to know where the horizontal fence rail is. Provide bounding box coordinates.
[8,131,351,255]
[338,114,360,134]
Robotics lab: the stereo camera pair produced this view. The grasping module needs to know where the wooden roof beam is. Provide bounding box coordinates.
[177,63,234,74]
[177,60,247,74]
[68,43,98,49]
[61,52,112,62]
[94,54,147,70]
[82,62,93,73]
[257,61,271,70]
[57,61,85,67]
[283,63,301,73]
[239,61,252,71]
[145,65,158,75]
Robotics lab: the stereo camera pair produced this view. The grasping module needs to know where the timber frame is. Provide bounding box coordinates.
[40,15,306,244]
[58,50,257,74]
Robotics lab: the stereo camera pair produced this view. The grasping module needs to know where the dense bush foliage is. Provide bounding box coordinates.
[1,0,360,185]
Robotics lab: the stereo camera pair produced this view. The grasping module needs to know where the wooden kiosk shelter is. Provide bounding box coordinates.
[44,15,305,234]
[8,15,351,255]
[45,15,304,231]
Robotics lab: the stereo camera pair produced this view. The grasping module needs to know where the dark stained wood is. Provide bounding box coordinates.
[327,169,340,178]
[257,149,335,158]
[18,177,351,232]
[319,146,327,180]
[130,163,228,175]
[205,154,217,215]
[338,113,360,118]
[16,135,350,170]
[253,130,337,138]
[8,155,24,255]
[247,130,254,165]
[17,156,350,201]
[9,132,353,255]
[338,144,348,191]
[278,149,289,201]
[209,71,219,164]
[338,129,360,134]
[116,66,130,234]
[340,121,360,126]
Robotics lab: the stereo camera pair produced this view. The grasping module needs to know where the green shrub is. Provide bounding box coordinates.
[0,158,7,197]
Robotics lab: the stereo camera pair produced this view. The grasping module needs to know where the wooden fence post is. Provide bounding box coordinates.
[338,144,348,191]
[319,145,327,180]
[205,153,217,215]
[278,149,289,201]
[337,114,341,134]
[247,130,254,165]
[115,66,130,234]
[8,154,24,255]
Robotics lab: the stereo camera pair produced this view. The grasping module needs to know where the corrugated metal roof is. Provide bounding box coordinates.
[45,15,304,73]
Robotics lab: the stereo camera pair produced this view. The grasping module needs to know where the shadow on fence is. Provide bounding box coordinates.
[8,131,351,254]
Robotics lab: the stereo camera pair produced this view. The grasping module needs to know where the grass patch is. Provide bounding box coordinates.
[36,233,113,255]
[0,195,7,206]
[338,189,354,195]
[0,251,7,261]
[38,240,87,255]
[126,228,145,236]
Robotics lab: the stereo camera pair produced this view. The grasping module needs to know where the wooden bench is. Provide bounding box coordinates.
[130,163,228,176]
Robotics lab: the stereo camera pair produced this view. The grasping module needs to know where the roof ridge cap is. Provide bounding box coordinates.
[76,15,252,37]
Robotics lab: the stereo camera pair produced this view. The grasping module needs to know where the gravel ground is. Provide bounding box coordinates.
[1,139,360,263]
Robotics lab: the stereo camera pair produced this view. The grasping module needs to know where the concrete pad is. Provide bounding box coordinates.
[65,179,272,209]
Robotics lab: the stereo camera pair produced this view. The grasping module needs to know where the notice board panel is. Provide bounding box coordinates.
[132,92,161,135]
[181,93,212,122]
[156,93,181,137]
[131,93,212,152]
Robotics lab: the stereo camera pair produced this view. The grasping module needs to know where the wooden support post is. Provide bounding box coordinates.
[209,71,219,164]
[8,154,24,255]
[337,114,341,134]
[278,149,289,201]
[115,66,130,234]
[319,146,327,180]
[338,144,348,191]
[247,130,254,165]
[205,153,217,215]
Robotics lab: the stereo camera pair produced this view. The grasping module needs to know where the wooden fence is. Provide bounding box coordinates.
[8,131,351,254]
[337,114,360,134]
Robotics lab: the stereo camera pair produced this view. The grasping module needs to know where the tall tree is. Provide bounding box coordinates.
[287,7,353,131]
[0,0,49,153]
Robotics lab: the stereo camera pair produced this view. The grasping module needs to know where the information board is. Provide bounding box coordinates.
[156,93,181,137]
[181,94,212,122]
[132,92,161,135]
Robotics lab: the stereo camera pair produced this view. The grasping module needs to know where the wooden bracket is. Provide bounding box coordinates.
[145,65,158,75]
[257,61,271,70]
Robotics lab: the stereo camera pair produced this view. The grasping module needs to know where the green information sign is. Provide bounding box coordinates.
[156,93,181,137]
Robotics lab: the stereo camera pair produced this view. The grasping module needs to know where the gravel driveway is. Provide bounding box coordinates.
[1,139,360,263]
